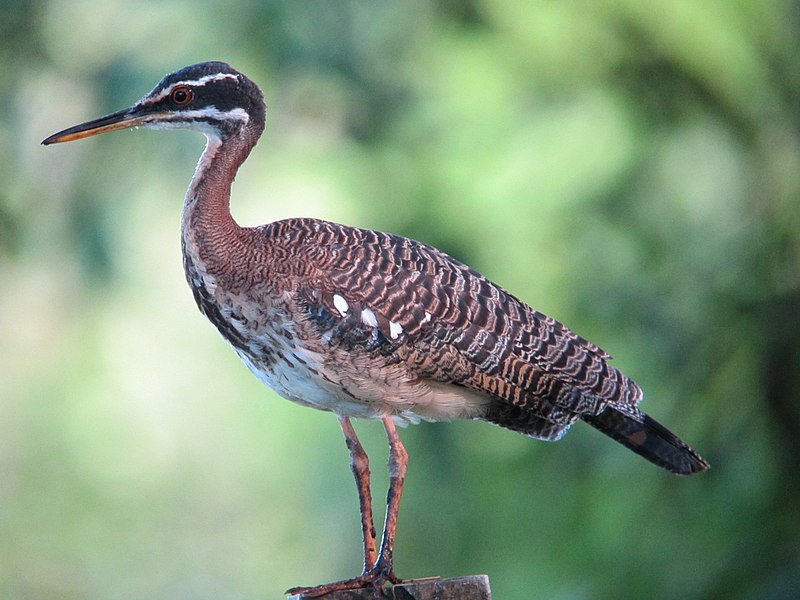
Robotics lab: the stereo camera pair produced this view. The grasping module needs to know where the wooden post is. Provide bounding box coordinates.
[288,575,491,599]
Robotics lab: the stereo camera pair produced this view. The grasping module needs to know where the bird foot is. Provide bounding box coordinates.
[286,565,402,598]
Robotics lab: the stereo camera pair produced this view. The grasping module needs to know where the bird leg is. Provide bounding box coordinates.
[285,416,409,598]
[338,416,378,573]
[372,415,407,584]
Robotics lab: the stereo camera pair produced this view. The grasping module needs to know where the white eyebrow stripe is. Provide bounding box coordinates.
[147,72,239,103]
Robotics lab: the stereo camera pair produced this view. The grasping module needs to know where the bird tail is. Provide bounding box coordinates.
[582,407,709,475]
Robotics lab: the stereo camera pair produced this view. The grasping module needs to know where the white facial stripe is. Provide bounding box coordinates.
[148,72,239,103]
[177,106,250,125]
[142,106,249,137]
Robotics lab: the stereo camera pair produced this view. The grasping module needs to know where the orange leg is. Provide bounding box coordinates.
[372,415,407,583]
[338,417,378,573]
[286,416,408,598]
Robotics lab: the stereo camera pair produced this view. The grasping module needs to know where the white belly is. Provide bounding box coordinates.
[233,331,489,426]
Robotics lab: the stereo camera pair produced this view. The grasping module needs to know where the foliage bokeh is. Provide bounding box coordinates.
[2,1,799,598]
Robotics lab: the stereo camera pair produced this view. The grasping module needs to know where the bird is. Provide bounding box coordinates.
[43,61,709,597]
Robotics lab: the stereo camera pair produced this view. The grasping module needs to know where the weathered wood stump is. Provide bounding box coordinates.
[287,574,491,599]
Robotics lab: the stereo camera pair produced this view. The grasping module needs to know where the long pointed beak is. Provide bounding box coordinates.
[42,106,152,145]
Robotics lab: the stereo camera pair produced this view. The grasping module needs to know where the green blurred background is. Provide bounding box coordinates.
[2,1,799,598]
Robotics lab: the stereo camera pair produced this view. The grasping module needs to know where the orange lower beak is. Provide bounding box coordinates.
[42,107,153,145]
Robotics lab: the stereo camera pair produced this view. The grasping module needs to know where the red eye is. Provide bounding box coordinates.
[171,86,192,105]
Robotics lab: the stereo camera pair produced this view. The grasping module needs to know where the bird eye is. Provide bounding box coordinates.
[170,86,193,105]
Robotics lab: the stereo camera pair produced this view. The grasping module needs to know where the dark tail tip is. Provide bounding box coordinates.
[583,407,709,475]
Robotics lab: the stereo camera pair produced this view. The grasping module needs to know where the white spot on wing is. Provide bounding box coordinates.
[389,321,403,339]
[423,311,432,323]
[333,294,349,316]
[361,308,378,328]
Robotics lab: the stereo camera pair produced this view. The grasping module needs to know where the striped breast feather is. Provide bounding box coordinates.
[263,218,639,412]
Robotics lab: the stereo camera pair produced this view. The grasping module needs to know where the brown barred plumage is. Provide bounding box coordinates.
[243,217,631,435]
[43,62,709,597]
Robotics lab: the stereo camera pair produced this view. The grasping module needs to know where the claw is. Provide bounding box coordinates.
[286,563,402,598]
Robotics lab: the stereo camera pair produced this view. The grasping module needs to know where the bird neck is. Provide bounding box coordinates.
[181,123,262,274]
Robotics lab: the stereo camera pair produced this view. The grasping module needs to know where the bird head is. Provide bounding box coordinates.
[42,61,265,146]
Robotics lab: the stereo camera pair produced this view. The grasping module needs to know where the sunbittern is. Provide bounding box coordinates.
[43,62,709,597]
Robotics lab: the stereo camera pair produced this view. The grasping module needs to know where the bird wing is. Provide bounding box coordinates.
[266,218,641,438]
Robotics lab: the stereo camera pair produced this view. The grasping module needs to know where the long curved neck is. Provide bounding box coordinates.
[181,123,262,275]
